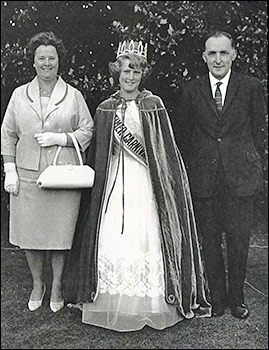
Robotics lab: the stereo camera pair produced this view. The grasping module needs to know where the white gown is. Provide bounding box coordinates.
[81,101,183,331]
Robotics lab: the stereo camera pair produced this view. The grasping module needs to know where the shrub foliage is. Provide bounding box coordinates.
[1,1,268,217]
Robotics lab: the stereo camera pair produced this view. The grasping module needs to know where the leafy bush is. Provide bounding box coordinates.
[1,1,268,223]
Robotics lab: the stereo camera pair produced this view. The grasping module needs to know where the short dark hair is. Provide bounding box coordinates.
[204,30,235,49]
[26,31,66,62]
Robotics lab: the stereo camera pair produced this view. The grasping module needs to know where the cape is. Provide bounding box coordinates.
[66,89,211,319]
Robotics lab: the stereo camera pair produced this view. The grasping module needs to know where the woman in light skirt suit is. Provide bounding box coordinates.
[1,32,93,313]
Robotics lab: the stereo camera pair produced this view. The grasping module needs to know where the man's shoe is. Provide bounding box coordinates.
[230,304,249,319]
[212,302,225,317]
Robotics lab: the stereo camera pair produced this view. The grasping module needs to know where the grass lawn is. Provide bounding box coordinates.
[1,206,268,349]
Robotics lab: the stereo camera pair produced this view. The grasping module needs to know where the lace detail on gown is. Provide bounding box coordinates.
[99,252,165,298]
[81,101,184,331]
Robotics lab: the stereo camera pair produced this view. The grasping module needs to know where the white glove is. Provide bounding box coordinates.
[34,132,67,147]
[4,163,19,196]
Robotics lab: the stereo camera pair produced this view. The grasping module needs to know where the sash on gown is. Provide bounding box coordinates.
[113,102,147,167]
[105,101,148,235]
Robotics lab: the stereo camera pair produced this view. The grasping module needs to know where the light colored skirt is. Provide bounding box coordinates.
[9,165,81,250]
[81,151,183,331]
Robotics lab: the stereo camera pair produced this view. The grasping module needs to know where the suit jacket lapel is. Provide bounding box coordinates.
[199,72,241,116]
[199,75,219,116]
[222,72,240,114]
[26,76,42,118]
[44,76,68,119]
[26,76,68,120]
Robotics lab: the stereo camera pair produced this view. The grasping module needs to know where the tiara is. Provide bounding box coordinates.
[116,40,148,60]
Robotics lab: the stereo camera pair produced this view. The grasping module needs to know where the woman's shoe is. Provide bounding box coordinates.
[50,299,64,313]
[28,284,46,311]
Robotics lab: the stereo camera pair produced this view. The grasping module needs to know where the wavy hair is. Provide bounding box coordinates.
[108,53,151,84]
[26,31,66,63]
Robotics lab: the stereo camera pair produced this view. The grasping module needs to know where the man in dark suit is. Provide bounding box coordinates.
[178,31,266,319]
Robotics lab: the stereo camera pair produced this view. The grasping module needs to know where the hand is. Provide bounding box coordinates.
[34,132,67,147]
[4,164,19,196]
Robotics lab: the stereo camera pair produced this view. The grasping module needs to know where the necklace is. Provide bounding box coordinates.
[38,78,57,97]
[39,87,53,96]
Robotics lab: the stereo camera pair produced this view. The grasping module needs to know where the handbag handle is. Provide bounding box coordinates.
[53,133,83,166]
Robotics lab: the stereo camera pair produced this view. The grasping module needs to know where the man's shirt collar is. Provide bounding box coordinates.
[209,70,231,87]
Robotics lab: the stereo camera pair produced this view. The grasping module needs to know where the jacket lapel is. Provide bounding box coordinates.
[199,72,241,116]
[26,76,42,118]
[199,75,218,116]
[222,72,240,114]
[44,76,68,120]
[26,76,68,120]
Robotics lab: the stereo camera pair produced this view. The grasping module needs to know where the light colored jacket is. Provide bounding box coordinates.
[1,76,94,170]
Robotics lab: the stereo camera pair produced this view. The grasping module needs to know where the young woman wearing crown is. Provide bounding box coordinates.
[66,39,211,331]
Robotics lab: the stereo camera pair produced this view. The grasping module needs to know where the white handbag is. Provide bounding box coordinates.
[36,133,95,189]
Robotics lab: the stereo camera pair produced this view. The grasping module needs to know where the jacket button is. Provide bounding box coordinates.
[167,294,176,303]
[217,138,222,142]
[44,122,50,127]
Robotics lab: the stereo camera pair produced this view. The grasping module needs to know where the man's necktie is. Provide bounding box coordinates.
[214,81,223,113]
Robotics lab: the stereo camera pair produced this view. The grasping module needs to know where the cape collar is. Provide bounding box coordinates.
[110,89,153,107]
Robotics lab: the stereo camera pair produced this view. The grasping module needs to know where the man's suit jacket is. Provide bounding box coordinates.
[178,71,266,198]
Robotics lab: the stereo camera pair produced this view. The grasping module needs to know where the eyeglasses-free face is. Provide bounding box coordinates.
[119,59,143,96]
[202,35,237,80]
[34,45,59,82]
